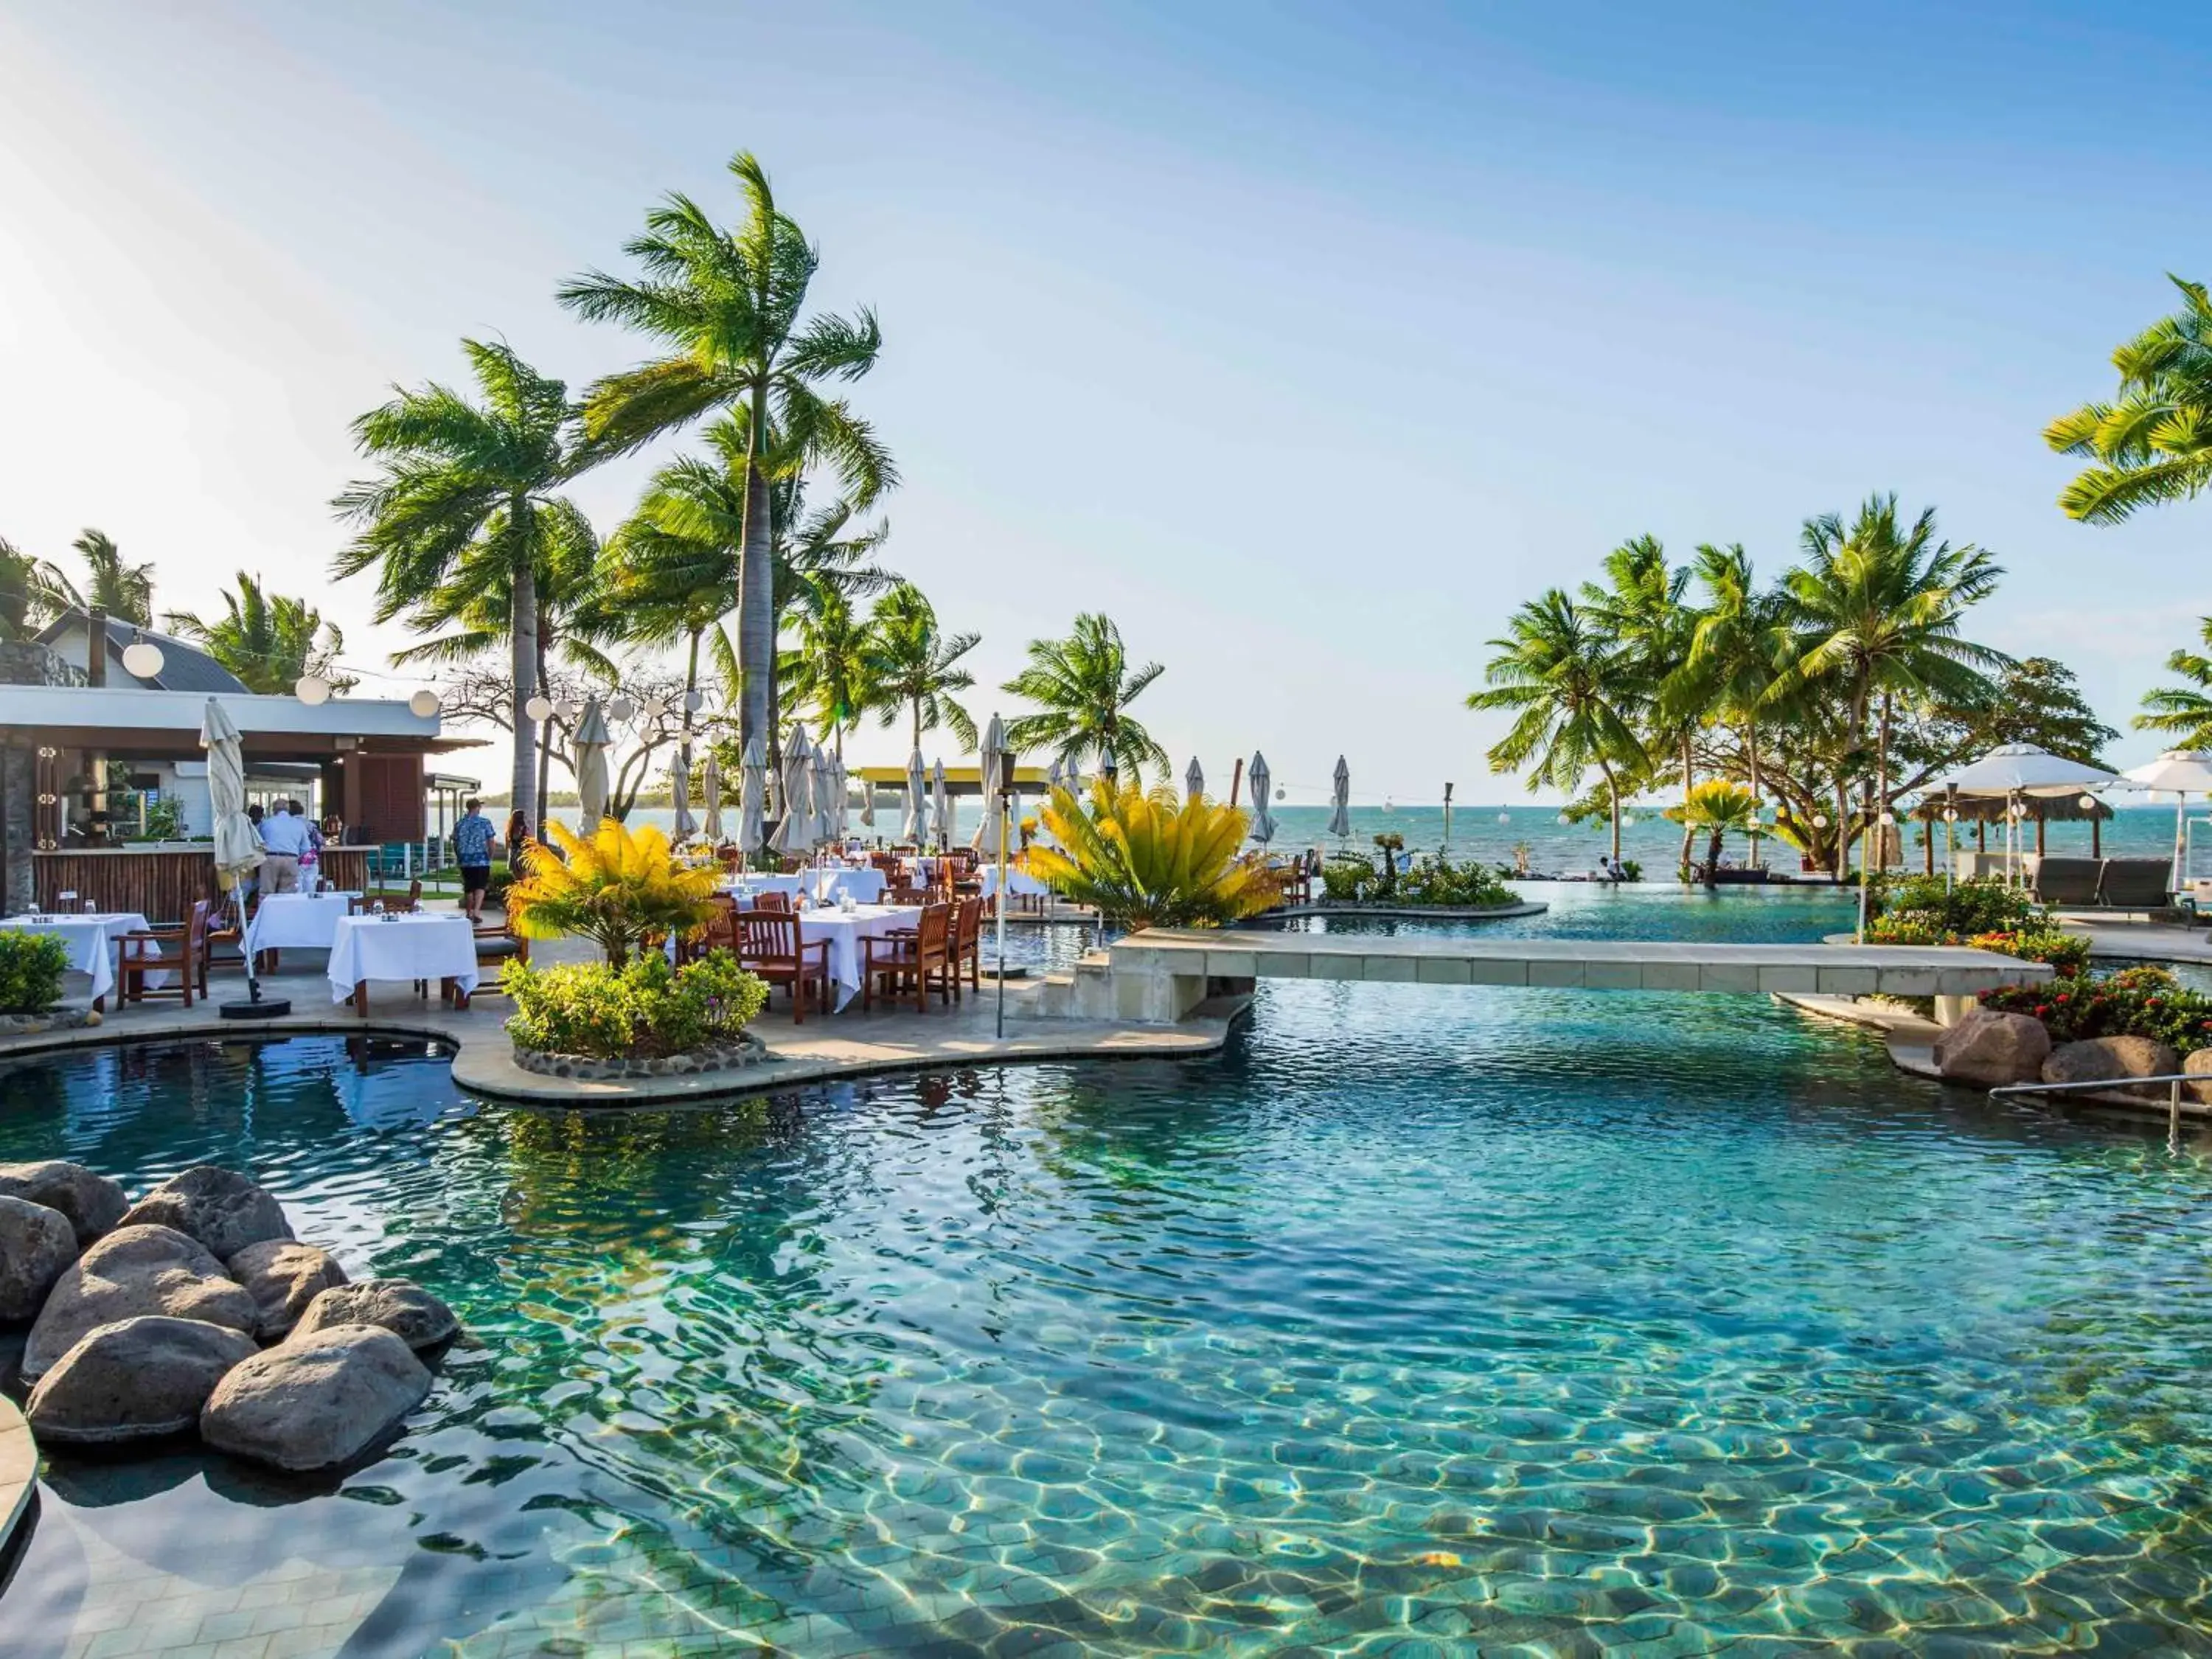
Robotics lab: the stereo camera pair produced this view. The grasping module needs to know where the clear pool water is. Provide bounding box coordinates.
[7,887,2212,1656]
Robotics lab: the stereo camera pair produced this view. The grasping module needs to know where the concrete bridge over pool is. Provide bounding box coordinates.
[1036,929,2050,1023]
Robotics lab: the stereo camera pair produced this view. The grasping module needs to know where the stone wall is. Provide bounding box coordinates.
[1,643,84,914]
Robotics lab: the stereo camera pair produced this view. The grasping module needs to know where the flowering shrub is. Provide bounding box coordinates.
[1980,966,2212,1052]
[1967,929,2093,975]
[504,947,768,1059]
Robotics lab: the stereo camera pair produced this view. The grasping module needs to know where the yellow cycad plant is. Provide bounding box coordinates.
[1027,781,1280,931]
[504,818,720,964]
[1663,779,1762,886]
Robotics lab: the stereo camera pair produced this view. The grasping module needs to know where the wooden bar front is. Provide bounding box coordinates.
[31,848,372,922]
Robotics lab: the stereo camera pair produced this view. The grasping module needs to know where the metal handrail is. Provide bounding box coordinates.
[1990,1072,2201,1147]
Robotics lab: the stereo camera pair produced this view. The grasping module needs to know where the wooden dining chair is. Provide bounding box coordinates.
[863,902,954,1014]
[751,890,793,914]
[736,910,831,1023]
[953,895,986,998]
[883,884,929,908]
[118,900,210,1009]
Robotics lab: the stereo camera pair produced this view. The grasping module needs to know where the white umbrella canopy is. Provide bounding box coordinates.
[700,748,724,844]
[975,716,1009,855]
[1248,751,1277,845]
[738,735,767,855]
[771,732,813,856]
[201,699,264,891]
[2124,751,2212,891]
[573,698,612,830]
[669,746,698,843]
[1934,742,2128,799]
[1185,757,1204,803]
[932,760,952,849]
[1327,755,1352,838]
[902,749,927,843]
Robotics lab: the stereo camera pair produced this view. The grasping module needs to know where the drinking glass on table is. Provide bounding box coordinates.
[58,890,76,911]
[372,899,386,919]
[83,898,97,913]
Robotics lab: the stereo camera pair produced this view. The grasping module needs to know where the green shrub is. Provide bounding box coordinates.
[1980,969,2212,1053]
[1970,928,2092,975]
[1399,855,1515,908]
[504,947,769,1059]
[0,933,69,1015]
[1321,856,1374,902]
[1871,874,2039,936]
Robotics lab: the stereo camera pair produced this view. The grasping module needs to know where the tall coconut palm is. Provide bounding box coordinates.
[2135,616,2212,748]
[779,577,880,757]
[332,339,585,819]
[1581,535,1694,872]
[1001,613,1170,785]
[1469,589,1645,860]
[1773,495,2006,880]
[71,529,154,627]
[558,152,894,763]
[0,536,75,643]
[869,584,978,753]
[164,573,351,695]
[2046,274,2212,524]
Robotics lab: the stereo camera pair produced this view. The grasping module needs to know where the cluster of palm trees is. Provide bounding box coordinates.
[0,531,344,695]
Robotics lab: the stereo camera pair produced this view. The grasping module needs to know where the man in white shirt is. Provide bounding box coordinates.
[260,801,311,894]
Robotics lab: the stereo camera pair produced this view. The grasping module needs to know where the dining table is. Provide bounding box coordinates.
[243,891,361,965]
[326,913,480,1013]
[0,911,166,1005]
[810,866,887,905]
[776,903,922,1010]
[723,872,807,901]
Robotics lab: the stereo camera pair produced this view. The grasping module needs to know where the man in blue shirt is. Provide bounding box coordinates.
[453,798,497,922]
[260,800,312,894]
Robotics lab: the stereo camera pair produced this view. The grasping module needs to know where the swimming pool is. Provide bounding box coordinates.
[6,888,2212,1655]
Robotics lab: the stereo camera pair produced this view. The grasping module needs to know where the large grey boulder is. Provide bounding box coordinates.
[226,1241,348,1339]
[0,1161,128,1245]
[24,1224,258,1382]
[201,1324,431,1472]
[117,1166,293,1261]
[1933,1009,2052,1087]
[293,1279,457,1351]
[2042,1034,2182,1098]
[0,1194,78,1321]
[2184,1048,2212,1106]
[26,1315,257,1444]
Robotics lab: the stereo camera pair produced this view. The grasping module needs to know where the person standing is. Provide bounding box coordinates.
[260,799,310,894]
[453,798,497,922]
[504,809,533,881]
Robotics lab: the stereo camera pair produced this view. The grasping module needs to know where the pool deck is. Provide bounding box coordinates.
[2053,913,2212,964]
[0,945,1234,1106]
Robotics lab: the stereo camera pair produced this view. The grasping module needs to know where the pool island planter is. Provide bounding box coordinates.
[509,1032,771,1081]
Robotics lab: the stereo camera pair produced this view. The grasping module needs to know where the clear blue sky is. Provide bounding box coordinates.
[2,1,2205,805]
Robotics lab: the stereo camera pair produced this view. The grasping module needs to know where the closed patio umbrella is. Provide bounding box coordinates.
[858,763,876,830]
[810,742,838,847]
[902,749,926,843]
[738,734,767,855]
[669,746,697,843]
[771,731,813,856]
[932,759,952,851]
[203,698,268,1006]
[1185,757,1204,803]
[1248,751,1277,846]
[975,717,1009,856]
[2123,750,2212,894]
[573,698,611,830]
[700,748,724,844]
[1327,755,1351,839]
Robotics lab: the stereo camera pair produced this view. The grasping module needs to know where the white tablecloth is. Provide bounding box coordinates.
[785,905,921,1009]
[724,873,807,900]
[1,913,163,1001]
[245,892,358,957]
[326,914,480,1004]
[978,867,1049,901]
[813,866,886,905]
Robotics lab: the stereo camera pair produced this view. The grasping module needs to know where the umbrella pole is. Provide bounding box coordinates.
[995,785,1009,1040]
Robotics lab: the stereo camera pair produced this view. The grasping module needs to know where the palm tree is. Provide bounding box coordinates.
[2046,274,2212,523]
[559,152,894,762]
[1002,613,1170,785]
[779,577,880,757]
[332,339,585,821]
[869,584,978,753]
[1773,495,2006,880]
[1581,535,1694,873]
[1664,780,1761,890]
[0,536,75,643]
[165,573,351,695]
[1469,589,1645,860]
[2136,616,2212,748]
[1666,543,1790,869]
[71,529,154,626]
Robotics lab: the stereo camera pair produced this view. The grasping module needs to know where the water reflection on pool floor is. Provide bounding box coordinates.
[2,889,2211,1655]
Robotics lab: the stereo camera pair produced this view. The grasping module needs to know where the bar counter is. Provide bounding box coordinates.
[30,847,372,922]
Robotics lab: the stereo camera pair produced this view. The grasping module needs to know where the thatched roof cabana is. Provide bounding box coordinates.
[1905,790,2115,867]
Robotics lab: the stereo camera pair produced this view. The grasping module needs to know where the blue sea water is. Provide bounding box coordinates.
[5,886,2212,1654]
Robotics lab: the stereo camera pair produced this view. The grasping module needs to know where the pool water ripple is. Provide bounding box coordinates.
[4,888,2212,1653]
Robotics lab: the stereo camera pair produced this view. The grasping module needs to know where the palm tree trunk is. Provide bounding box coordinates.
[533,639,552,829]
[1677,733,1696,880]
[1705,826,1722,888]
[911,698,922,755]
[510,557,540,824]
[1745,723,1762,871]
[734,391,774,768]
[1600,761,1621,862]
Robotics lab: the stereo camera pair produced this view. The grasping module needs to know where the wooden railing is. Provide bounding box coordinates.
[30,848,371,922]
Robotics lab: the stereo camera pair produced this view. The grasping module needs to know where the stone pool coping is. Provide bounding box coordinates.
[0,966,1237,1107]
[0,1397,31,1564]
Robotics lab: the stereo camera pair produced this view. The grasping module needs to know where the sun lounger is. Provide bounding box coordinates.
[2031,857,2103,907]
[2097,858,2173,911]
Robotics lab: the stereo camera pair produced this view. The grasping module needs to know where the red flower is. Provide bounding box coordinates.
[2034,1005,2051,1018]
